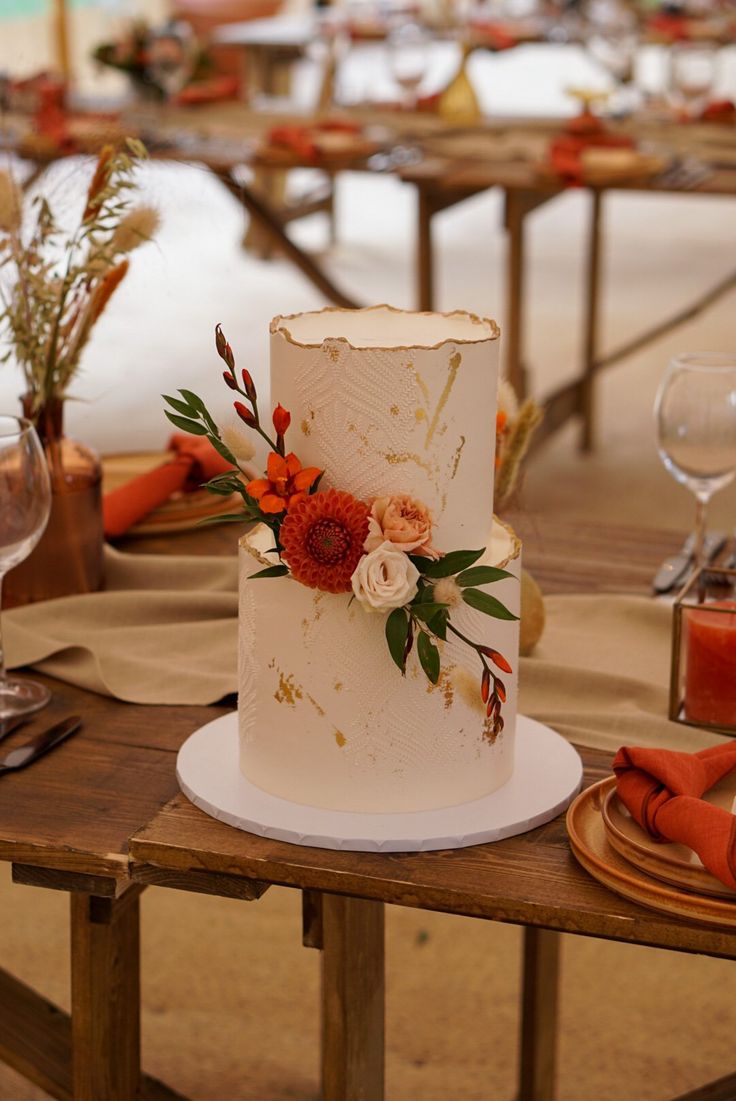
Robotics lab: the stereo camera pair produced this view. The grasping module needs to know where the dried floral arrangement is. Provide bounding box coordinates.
[0,139,158,417]
[165,327,519,735]
[494,378,542,512]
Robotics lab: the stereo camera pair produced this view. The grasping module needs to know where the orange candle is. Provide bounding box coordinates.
[684,600,736,727]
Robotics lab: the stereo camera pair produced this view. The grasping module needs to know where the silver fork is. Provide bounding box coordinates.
[657,157,714,190]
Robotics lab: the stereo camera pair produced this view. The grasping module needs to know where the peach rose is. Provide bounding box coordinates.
[364,494,440,559]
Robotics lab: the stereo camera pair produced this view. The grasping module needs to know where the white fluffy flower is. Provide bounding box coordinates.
[351,541,420,613]
[220,420,256,474]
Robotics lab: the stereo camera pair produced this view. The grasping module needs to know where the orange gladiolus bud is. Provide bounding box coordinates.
[242,369,257,403]
[234,401,256,426]
[272,403,291,435]
[479,647,513,674]
[215,324,235,371]
[223,371,237,390]
[480,667,490,704]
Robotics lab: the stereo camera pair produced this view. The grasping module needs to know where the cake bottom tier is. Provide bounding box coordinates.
[238,518,521,814]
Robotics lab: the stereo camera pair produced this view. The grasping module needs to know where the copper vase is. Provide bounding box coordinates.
[4,398,104,607]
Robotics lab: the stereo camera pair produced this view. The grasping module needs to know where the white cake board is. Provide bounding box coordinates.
[176,713,583,852]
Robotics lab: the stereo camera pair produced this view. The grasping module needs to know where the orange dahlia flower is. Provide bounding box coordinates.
[280,489,370,593]
[246,451,322,515]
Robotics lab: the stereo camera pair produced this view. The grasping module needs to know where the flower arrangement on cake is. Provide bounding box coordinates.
[494,379,541,513]
[164,326,518,734]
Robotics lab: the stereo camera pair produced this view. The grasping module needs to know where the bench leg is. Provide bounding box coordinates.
[580,189,603,453]
[70,889,141,1101]
[518,927,561,1101]
[321,893,385,1101]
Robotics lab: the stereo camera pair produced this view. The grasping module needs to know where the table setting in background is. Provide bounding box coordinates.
[2,12,736,1097]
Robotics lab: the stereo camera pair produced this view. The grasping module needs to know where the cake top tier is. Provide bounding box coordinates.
[271,305,499,351]
[270,305,500,551]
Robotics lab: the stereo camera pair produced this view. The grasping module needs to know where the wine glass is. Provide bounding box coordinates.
[655,354,736,570]
[668,43,717,118]
[147,22,196,102]
[387,22,430,110]
[0,416,51,722]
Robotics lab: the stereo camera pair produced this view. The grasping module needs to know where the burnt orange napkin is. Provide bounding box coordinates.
[613,742,736,889]
[103,433,232,538]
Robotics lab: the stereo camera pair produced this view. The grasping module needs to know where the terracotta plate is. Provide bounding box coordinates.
[566,779,736,930]
[102,451,242,536]
[602,780,736,900]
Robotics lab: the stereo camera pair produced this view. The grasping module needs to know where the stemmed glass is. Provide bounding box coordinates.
[387,22,430,111]
[668,43,717,119]
[0,416,51,721]
[655,354,736,569]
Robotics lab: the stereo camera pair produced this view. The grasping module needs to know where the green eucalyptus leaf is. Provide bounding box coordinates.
[417,631,440,684]
[178,388,206,412]
[197,513,251,526]
[456,566,515,587]
[163,393,197,417]
[251,564,289,578]
[164,410,208,435]
[426,607,449,640]
[462,588,519,621]
[422,549,485,579]
[386,608,410,674]
[207,434,239,468]
[411,602,449,623]
[408,554,432,574]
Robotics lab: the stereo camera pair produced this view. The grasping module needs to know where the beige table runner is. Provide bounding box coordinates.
[4,548,238,706]
[5,560,729,752]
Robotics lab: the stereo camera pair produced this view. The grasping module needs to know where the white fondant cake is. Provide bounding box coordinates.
[238,305,521,814]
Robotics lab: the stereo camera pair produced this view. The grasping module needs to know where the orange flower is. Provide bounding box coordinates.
[272,403,291,435]
[280,489,370,593]
[246,451,321,515]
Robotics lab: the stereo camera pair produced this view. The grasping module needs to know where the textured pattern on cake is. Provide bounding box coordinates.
[237,583,257,745]
[238,523,520,813]
[271,332,498,549]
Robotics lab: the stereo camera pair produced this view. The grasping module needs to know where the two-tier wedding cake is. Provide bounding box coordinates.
[237,306,521,814]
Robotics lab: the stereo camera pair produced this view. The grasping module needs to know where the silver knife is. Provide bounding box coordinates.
[0,715,82,775]
[652,531,727,594]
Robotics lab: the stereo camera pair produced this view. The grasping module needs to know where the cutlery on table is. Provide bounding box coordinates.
[0,714,28,743]
[652,531,726,594]
[0,715,82,776]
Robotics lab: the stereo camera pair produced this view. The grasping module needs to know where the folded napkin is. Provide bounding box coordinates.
[103,433,233,538]
[4,546,238,705]
[613,742,736,889]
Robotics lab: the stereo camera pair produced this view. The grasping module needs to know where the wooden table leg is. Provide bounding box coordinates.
[417,188,435,311]
[580,189,604,454]
[321,893,385,1101]
[518,927,561,1101]
[504,189,529,399]
[70,889,141,1101]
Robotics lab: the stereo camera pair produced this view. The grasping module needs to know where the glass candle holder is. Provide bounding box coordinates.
[670,566,736,734]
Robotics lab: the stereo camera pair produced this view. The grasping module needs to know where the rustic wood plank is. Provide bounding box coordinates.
[0,966,71,1100]
[12,863,130,897]
[670,1070,736,1101]
[519,928,560,1101]
[321,894,385,1101]
[303,889,324,950]
[70,890,142,1101]
[132,862,269,901]
[129,752,736,961]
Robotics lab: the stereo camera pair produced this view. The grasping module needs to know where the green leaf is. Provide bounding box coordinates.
[386,608,410,674]
[422,549,485,579]
[426,607,449,640]
[456,566,515,588]
[411,602,449,624]
[163,393,197,417]
[408,554,432,574]
[164,410,208,435]
[178,388,206,412]
[196,513,251,526]
[462,588,519,621]
[251,564,289,578]
[417,631,440,684]
[207,434,239,468]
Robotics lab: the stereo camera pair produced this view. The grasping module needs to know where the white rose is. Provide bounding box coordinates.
[351,541,420,613]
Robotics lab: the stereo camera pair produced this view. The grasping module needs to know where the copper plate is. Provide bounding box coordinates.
[102,451,242,536]
[602,781,736,900]
[566,779,736,930]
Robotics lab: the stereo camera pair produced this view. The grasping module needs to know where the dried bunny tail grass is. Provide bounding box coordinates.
[0,171,22,234]
[494,398,542,511]
[497,377,519,421]
[82,145,115,222]
[109,205,160,254]
[90,259,129,323]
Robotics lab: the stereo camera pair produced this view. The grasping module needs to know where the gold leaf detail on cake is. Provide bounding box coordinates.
[451,666,485,715]
[334,730,347,748]
[307,693,325,717]
[274,671,303,707]
[425,351,462,447]
[450,435,466,480]
[482,716,500,745]
[425,669,455,710]
[390,404,400,416]
[384,451,434,475]
[301,419,311,436]
[414,408,426,421]
[334,681,343,692]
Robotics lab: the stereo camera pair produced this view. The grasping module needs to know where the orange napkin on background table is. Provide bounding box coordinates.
[613,742,736,890]
[103,433,233,538]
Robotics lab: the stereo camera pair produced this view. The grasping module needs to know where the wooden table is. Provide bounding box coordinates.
[400,148,736,452]
[2,516,732,1101]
